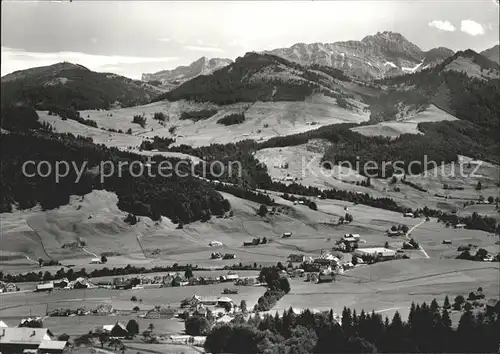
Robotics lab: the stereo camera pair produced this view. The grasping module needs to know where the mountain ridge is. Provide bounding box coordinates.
[1,61,160,110]
[480,44,500,64]
[142,56,233,86]
[264,31,454,79]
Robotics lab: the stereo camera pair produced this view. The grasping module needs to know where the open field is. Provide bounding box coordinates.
[38,94,369,149]
[2,186,498,274]
[350,105,458,139]
[272,259,499,321]
[0,282,267,335]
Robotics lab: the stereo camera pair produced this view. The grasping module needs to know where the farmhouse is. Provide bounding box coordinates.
[318,269,335,283]
[235,277,258,286]
[0,281,18,293]
[113,277,133,290]
[354,248,396,260]
[403,212,414,217]
[454,224,466,229]
[216,297,234,308]
[38,340,68,354]
[90,258,103,264]
[211,252,223,259]
[282,232,292,238]
[223,253,236,260]
[223,288,239,294]
[36,282,54,292]
[288,254,306,263]
[0,328,56,354]
[145,306,177,319]
[314,252,339,267]
[221,273,239,282]
[70,277,94,289]
[194,295,218,306]
[103,322,128,338]
[96,280,113,289]
[209,240,223,247]
[343,234,360,240]
[53,279,69,289]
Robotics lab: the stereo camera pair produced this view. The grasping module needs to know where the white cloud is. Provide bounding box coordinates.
[1,46,179,78]
[460,20,485,36]
[428,20,456,32]
[158,38,171,42]
[184,45,225,53]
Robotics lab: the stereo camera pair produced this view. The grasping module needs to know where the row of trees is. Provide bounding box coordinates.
[0,263,206,284]
[180,109,218,121]
[254,266,291,312]
[139,136,176,151]
[205,296,500,353]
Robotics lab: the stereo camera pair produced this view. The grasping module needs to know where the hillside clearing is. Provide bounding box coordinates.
[351,105,458,139]
[39,94,369,148]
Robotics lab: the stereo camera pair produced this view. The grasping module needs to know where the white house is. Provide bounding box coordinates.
[90,258,102,264]
[354,248,396,259]
[36,282,54,292]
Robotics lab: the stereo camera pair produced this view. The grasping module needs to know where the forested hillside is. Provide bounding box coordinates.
[373,51,500,131]
[1,62,159,110]
[154,53,353,105]
[0,130,230,224]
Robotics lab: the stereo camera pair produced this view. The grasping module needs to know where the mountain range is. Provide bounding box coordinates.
[142,56,233,88]
[264,31,456,79]
[141,32,498,83]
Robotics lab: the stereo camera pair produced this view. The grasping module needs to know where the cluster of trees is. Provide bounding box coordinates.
[1,131,231,224]
[139,136,176,151]
[456,247,496,261]
[403,238,420,250]
[132,114,146,128]
[254,266,291,311]
[179,109,218,121]
[217,113,246,126]
[438,212,499,234]
[47,105,98,128]
[1,105,43,132]
[205,296,500,353]
[152,112,167,121]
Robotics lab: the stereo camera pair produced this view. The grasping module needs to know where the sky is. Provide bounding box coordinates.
[2,0,499,79]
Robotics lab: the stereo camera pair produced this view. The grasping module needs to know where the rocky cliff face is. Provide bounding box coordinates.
[265,31,454,79]
[142,57,233,85]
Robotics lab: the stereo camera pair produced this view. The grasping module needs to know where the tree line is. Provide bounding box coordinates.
[205,296,500,353]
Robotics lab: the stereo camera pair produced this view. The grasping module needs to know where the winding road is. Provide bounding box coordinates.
[405,219,430,259]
